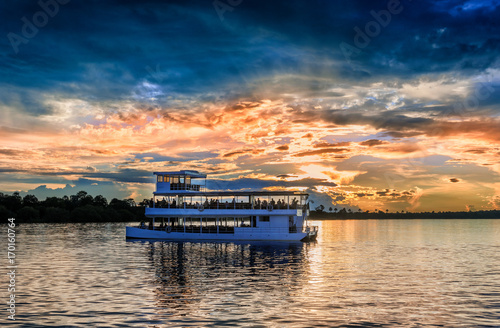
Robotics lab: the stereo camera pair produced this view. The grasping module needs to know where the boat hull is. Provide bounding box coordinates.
[126,226,309,242]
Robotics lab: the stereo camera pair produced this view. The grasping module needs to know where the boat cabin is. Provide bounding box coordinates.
[154,170,207,193]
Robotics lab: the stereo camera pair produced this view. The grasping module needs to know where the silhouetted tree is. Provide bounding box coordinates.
[125,198,136,207]
[138,199,152,207]
[1,192,22,211]
[0,205,15,220]
[23,194,39,207]
[17,206,40,221]
[71,205,102,222]
[43,207,70,222]
[70,191,94,207]
[43,196,66,209]
[109,198,131,210]
[93,195,108,207]
[315,204,325,212]
[1,191,146,223]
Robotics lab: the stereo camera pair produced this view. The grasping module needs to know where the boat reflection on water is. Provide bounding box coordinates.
[127,239,315,325]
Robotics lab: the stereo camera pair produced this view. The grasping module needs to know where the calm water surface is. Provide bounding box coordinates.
[1,219,500,327]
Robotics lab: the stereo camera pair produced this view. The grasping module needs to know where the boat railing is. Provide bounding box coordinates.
[169,183,204,191]
[234,227,301,234]
[150,202,307,211]
[304,226,318,234]
[137,224,307,235]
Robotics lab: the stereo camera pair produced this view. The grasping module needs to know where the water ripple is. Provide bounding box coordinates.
[1,220,499,327]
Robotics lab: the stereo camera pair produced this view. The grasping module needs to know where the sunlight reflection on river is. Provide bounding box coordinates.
[1,219,499,327]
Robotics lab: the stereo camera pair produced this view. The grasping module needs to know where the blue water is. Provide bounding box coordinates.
[1,219,499,327]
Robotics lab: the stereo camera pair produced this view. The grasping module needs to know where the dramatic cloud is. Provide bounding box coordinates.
[360,139,387,147]
[1,0,500,211]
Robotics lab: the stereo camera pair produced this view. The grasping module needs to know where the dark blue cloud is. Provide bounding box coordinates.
[208,178,337,191]
[1,0,499,115]
[0,166,152,184]
[21,179,137,200]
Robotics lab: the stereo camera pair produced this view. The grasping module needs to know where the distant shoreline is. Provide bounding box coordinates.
[309,210,500,220]
[2,190,499,223]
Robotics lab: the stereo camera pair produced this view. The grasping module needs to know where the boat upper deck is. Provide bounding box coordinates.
[153,190,308,197]
[148,170,309,217]
[148,190,308,217]
[152,170,308,197]
[150,190,307,209]
[154,170,207,193]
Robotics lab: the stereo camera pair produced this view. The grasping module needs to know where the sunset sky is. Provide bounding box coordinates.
[1,0,500,212]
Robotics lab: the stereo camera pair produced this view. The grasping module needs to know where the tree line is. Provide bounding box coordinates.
[0,191,146,223]
[311,205,500,219]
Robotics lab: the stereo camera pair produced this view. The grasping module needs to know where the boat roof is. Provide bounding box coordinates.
[153,170,207,178]
[153,190,308,197]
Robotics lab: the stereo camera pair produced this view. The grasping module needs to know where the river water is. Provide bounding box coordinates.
[1,219,499,327]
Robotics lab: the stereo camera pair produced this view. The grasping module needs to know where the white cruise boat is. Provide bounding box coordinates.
[126,170,318,242]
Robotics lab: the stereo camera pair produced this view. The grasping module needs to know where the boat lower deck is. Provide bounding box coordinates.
[125,226,314,242]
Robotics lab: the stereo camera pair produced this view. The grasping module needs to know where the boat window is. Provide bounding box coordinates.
[259,216,270,222]
[185,176,191,184]
[164,176,170,183]
[180,176,185,183]
[172,176,179,184]
[157,175,163,182]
